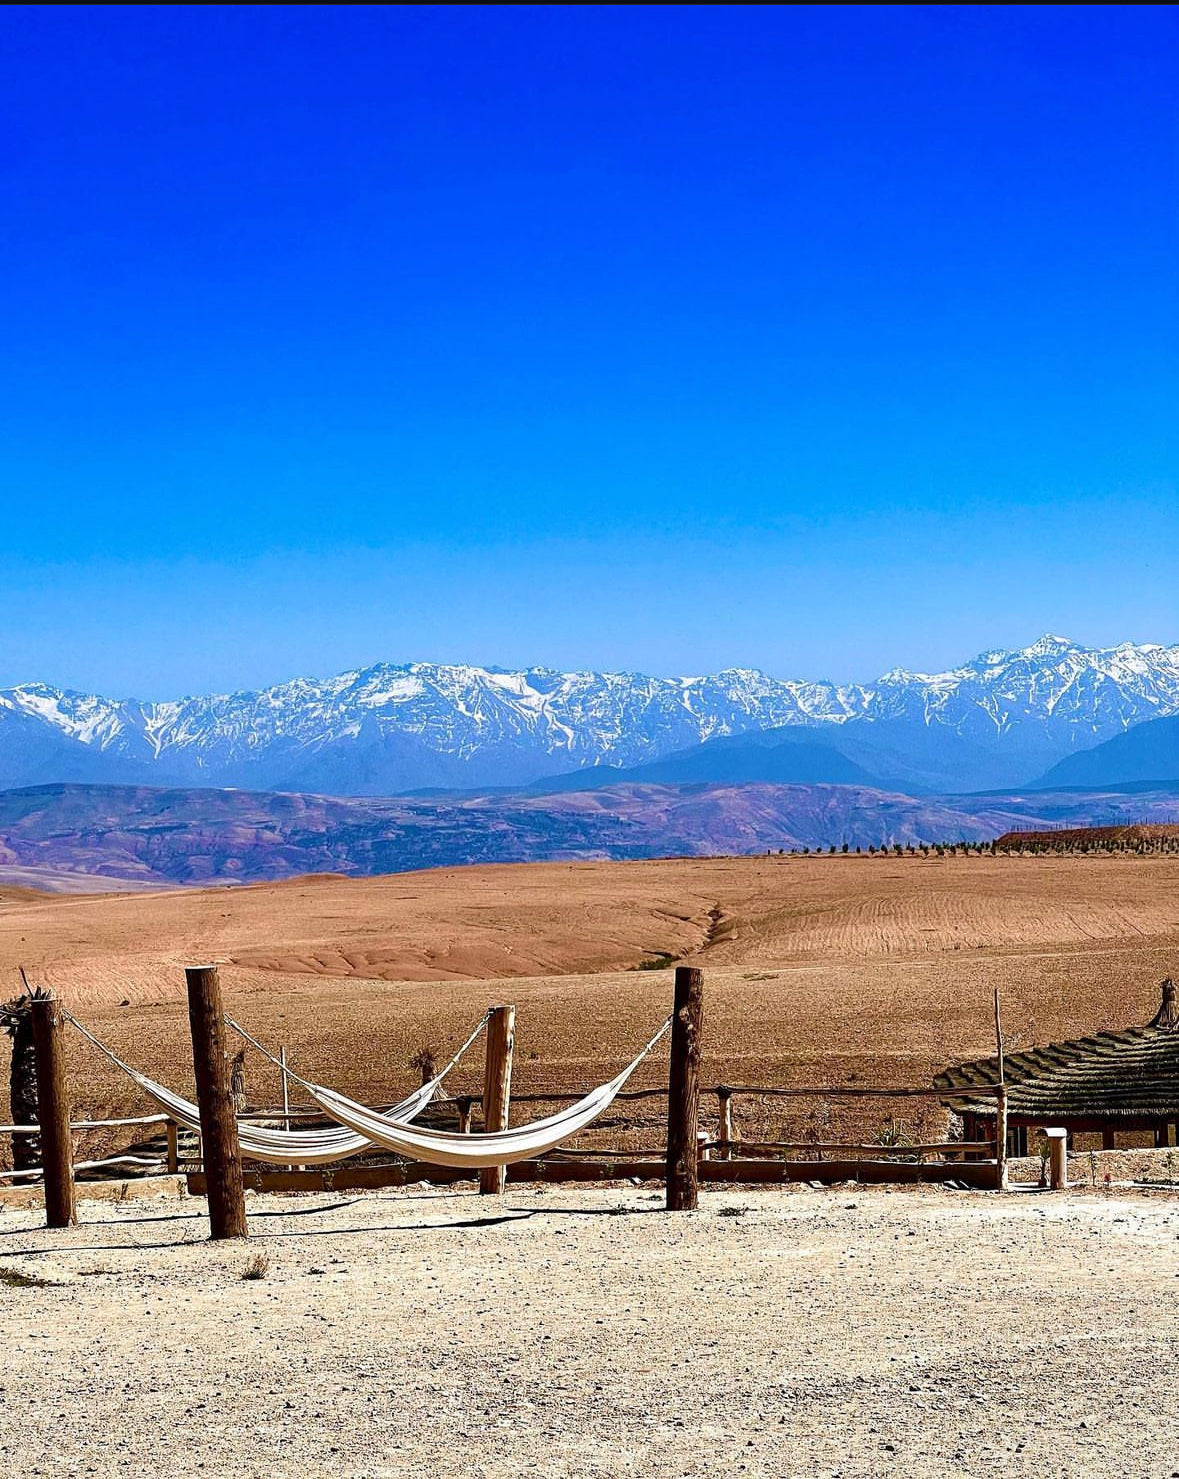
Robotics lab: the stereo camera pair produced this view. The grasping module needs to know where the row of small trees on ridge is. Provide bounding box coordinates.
[775,834,1179,857]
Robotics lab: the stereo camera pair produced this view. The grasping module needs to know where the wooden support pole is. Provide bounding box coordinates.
[994,1086,1009,1192]
[29,993,76,1229]
[165,1119,179,1174]
[666,965,704,1211]
[718,1089,735,1160]
[479,1005,515,1195]
[279,1046,304,1171]
[456,1096,474,1134]
[280,1046,290,1131]
[1045,1128,1067,1190]
[185,965,248,1239]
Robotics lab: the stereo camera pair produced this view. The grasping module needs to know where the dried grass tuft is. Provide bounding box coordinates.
[0,1264,60,1288]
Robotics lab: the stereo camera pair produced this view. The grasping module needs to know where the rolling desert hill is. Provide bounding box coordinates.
[3,851,1177,1162]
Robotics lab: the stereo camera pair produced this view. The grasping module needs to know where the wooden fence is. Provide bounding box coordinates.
[4,967,1007,1234]
[2,1079,1004,1201]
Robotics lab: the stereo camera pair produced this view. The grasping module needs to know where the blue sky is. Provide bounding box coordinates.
[1,6,1175,696]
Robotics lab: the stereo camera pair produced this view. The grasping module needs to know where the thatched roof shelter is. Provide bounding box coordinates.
[935,979,1179,1150]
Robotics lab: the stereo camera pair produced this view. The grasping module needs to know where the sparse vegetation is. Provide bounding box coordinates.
[874,1118,912,1149]
[0,1265,60,1289]
[241,1252,271,1281]
[409,1045,438,1082]
[1,978,48,1172]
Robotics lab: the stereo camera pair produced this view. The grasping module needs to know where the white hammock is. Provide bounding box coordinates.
[305,1017,671,1169]
[125,1072,422,1167]
[66,1012,486,1167]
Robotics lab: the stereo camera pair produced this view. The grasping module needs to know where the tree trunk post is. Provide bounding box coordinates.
[29,993,76,1229]
[994,1086,1009,1192]
[479,1005,515,1195]
[666,965,704,1211]
[185,965,247,1239]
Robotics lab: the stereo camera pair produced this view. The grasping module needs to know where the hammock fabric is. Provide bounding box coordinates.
[305,1018,671,1169]
[66,1011,485,1167]
[127,1071,435,1166]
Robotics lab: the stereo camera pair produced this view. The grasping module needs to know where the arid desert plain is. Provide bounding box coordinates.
[2,852,1176,1142]
[2,853,1178,1477]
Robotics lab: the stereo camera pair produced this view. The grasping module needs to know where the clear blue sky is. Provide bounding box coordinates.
[1,5,1175,696]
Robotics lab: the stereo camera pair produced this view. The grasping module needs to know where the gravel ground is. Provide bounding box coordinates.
[0,1181,1177,1479]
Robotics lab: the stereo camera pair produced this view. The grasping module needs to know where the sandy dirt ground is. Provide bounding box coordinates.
[4,853,1177,1159]
[5,853,1178,1004]
[0,1181,1176,1479]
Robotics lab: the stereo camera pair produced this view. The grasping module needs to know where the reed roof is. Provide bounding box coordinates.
[936,979,1179,1122]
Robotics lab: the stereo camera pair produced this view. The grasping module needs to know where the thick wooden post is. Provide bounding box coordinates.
[479,1005,515,1195]
[29,994,76,1229]
[995,1086,1009,1192]
[666,966,704,1211]
[1045,1128,1067,1190]
[185,965,248,1239]
[165,1119,179,1174]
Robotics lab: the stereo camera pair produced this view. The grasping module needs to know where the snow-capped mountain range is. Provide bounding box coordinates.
[2,635,1178,796]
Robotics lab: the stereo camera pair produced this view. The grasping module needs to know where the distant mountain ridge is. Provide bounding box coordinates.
[2,634,1177,796]
[1036,714,1179,788]
[525,724,880,793]
[4,779,1179,887]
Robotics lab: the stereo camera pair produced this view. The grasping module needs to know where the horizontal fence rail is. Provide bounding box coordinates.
[1,1069,1007,1199]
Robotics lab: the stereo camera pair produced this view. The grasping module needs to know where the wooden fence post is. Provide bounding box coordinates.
[995,1085,1009,1192]
[165,1119,179,1174]
[718,1089,736,1160]
[666,965,704,1211]
[30,993,76,1229]
[479,1005,515,1195]
[1045,1128,1067,1190]
[280,1046,291,1130]
[185,965,248,1239]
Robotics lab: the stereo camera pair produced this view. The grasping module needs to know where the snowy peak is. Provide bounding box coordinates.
[1,636,1177,796]
[1023,633,1077,658]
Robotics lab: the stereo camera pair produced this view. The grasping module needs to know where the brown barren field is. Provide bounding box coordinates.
[2,853,1177,1158]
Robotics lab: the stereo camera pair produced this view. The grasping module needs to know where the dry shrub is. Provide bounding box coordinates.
[240,1252,271,1281]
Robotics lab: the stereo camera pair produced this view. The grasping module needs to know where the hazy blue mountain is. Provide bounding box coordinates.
[1,635,1177,795]
[527,724,881,793]
[1035,714,1179,788]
